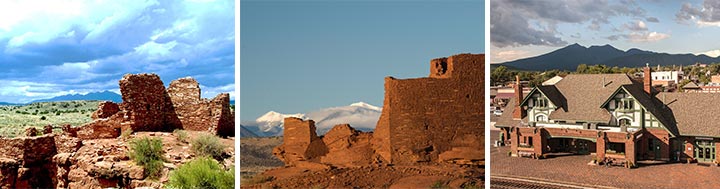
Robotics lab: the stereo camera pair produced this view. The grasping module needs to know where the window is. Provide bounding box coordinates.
[536,115,548,122]
[617,98,634,110]
[534,97,547,108]
[619,118,631,127]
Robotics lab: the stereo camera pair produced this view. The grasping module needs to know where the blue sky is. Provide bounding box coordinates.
[491,0,720,63]
[0,0,235,103]
[240,0,485,119]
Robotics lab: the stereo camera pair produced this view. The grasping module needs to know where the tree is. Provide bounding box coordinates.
[576,64,588,74]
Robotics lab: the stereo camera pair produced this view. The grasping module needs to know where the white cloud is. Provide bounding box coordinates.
[0,0,234,103]
[626,31,670,42]
[200,84,235,100]
[697,49,720,58]
[491,50,530,63]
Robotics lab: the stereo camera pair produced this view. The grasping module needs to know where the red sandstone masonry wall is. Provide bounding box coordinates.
[167,78,234,137]
[119,74,181,132]
[372,54,484,164]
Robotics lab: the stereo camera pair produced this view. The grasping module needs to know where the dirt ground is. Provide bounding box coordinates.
[490,130,720,188]
[240,137,484,188]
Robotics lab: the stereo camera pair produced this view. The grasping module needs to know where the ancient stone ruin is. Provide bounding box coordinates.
[273,54,485,169]
[0,73,235,188]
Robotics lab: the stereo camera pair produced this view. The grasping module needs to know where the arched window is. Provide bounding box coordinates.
[536,115,548,122]
[619,118,632,127]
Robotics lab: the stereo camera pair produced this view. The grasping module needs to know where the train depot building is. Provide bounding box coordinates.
[496,66,720,167]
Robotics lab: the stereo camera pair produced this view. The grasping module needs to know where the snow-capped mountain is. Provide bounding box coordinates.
[254,111,307,134]
[243,102,382,136]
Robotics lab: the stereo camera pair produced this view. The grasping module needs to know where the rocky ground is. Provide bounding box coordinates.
[240,137,484,188]
[62,131,234,188]
[244,163,483,189]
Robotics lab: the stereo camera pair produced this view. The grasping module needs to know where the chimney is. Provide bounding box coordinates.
[644,63,652,94]
[512,75,526,119]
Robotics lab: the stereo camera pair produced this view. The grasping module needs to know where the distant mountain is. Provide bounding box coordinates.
[239,125,259,138]
[0,102,23,106]
[242,102,382,136]
[31,91,122,103]
[500,43,720,71]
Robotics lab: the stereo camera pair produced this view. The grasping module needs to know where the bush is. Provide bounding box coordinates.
[431,180,449,189]
[128,137,165,179]
[121,128,133,140]
[192,133,226,160]
[174,129,189,143]
[40,116,46,120]
[240,174,274,186]
[167,156,234,189]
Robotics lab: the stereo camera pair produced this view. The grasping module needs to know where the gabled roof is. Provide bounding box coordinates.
[547,74,635,123]
[519,85,566,111]
[659,92,720,137]
[599,84,679,137]
[682,82,699,89]
[495,98,526,128]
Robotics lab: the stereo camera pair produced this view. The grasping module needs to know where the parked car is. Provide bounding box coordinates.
[493,109,503,116]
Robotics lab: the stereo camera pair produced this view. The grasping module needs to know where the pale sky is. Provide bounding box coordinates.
[491,0,720,63]
[0,0,234,103]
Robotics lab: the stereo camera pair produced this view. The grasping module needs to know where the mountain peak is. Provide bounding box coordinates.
[350,102,381,111]
[256,111,305,123]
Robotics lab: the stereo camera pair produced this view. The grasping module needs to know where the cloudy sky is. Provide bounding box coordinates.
[241,0,484,119]
[491,0,720,63]
[0,0,235,103]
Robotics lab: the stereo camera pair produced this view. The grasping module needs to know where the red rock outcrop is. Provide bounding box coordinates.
[91,101,120,119]
[0,73,236,188]
[320,124,376,167]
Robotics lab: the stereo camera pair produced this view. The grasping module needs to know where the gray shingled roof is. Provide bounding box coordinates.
[548,74,635,123]
[659,92,720,137]
[536,85,566,111]
[495,98,526,127]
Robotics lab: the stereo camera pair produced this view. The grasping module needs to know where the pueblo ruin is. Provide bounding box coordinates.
[0,73,234,188]
[264,54,484,188]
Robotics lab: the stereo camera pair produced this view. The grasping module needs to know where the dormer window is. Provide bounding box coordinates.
[617,98,634,110]
[534,98,548,108]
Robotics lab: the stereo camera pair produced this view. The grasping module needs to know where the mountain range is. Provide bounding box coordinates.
[30,91,122,103]
[241,102,382,137]
[499,44,720,71]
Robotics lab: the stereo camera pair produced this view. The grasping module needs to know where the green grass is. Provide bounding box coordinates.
[128,136,165,179]
[167,156,235,189]
[191,133,226,160]
[0,100,100,137]
[174,129,189,143]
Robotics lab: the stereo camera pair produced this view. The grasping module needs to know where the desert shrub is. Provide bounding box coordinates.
[240,174,274,186]
[40,116,46,120]
[167,156,234,189]
[462,181,481,189]
[121,128,133,140]
[174,129,189,143]
[192,133,225,160]
[128,136,164,179]
[431,180,449,189]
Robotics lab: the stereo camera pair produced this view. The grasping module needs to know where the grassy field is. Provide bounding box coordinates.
[0,100,102,137]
